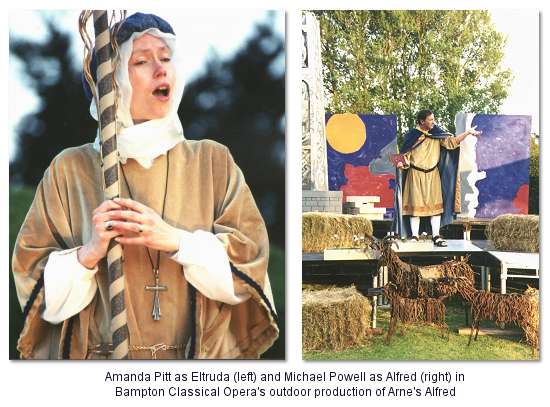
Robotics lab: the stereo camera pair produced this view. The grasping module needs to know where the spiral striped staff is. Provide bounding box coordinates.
[79,10,129,359]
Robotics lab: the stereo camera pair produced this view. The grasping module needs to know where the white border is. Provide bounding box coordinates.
[3,0,548,405]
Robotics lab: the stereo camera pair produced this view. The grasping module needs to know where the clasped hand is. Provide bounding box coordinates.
[77,198,181,269]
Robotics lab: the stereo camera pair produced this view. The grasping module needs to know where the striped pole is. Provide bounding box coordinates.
[92,10,129,359]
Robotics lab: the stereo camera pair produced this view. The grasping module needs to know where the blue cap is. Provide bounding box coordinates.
[82,12,175,102]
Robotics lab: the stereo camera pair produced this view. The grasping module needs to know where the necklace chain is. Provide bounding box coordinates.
[119,151,170,274]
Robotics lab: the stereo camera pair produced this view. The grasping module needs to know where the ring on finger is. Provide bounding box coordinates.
[105,221,113,231]
[138,224,144,233]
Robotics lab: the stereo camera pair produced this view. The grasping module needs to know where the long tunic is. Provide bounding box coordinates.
[13,139,278,359]
[401,136,459,217]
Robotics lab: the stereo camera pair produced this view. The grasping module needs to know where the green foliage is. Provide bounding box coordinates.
[530,136,539,177]
[9,16,97,186]
[529,135,539,214]
[314,10,513,138]
[179,16,285,245]
[9,186,36,359]
[261,244,286,359]
[303,300,537,361]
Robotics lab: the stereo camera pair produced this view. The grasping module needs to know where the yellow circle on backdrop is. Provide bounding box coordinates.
[326,113,366,154]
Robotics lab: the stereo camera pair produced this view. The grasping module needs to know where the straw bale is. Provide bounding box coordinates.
[486,214,539,252]
[302,284,337,291]
[302,212,373,253]
[302,286,372,351]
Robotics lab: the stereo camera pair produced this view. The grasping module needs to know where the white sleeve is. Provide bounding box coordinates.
[41,247,98,324]
[171,230,250,305]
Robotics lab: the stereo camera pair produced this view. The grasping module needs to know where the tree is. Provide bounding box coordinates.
[529,134,539,214]
[314,10,513,138]
[10,17,97,185]
[179,16,285,245]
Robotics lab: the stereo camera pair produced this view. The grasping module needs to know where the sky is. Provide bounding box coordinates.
[8,9,285,160]
[489,9,539,134]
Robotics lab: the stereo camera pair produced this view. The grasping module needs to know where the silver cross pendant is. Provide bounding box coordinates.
[145,270,168,321]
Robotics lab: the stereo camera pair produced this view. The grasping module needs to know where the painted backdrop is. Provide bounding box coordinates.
[326,113,397,218]
[457,114,531,218]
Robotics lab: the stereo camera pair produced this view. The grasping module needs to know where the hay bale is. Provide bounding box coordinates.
[486,214,539,252]
[302,212,373,253]
[302,286,372,351]
[302,283,338,291]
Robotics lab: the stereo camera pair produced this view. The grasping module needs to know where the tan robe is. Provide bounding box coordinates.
[401,136,459,216]
[13,140,278,359]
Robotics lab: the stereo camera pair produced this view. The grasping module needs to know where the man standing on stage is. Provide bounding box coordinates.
[394,109,481,246]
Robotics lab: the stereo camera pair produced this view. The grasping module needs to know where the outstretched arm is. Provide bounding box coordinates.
[455,126,482,144]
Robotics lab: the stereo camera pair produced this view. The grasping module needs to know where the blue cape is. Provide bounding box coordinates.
[393,125,460,237]
[400,125,450,153]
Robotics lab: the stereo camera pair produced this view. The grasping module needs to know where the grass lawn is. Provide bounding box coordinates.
[304,299,538,361]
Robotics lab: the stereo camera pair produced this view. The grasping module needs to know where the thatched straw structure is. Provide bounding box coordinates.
[375,236,475,299]
[302,212,373,253]
[523,287,539,349]
[486,214,539,252]
[373,237,475,343]
[302,286,372,351]
[457,283,539,349]
[384,284,446,325]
